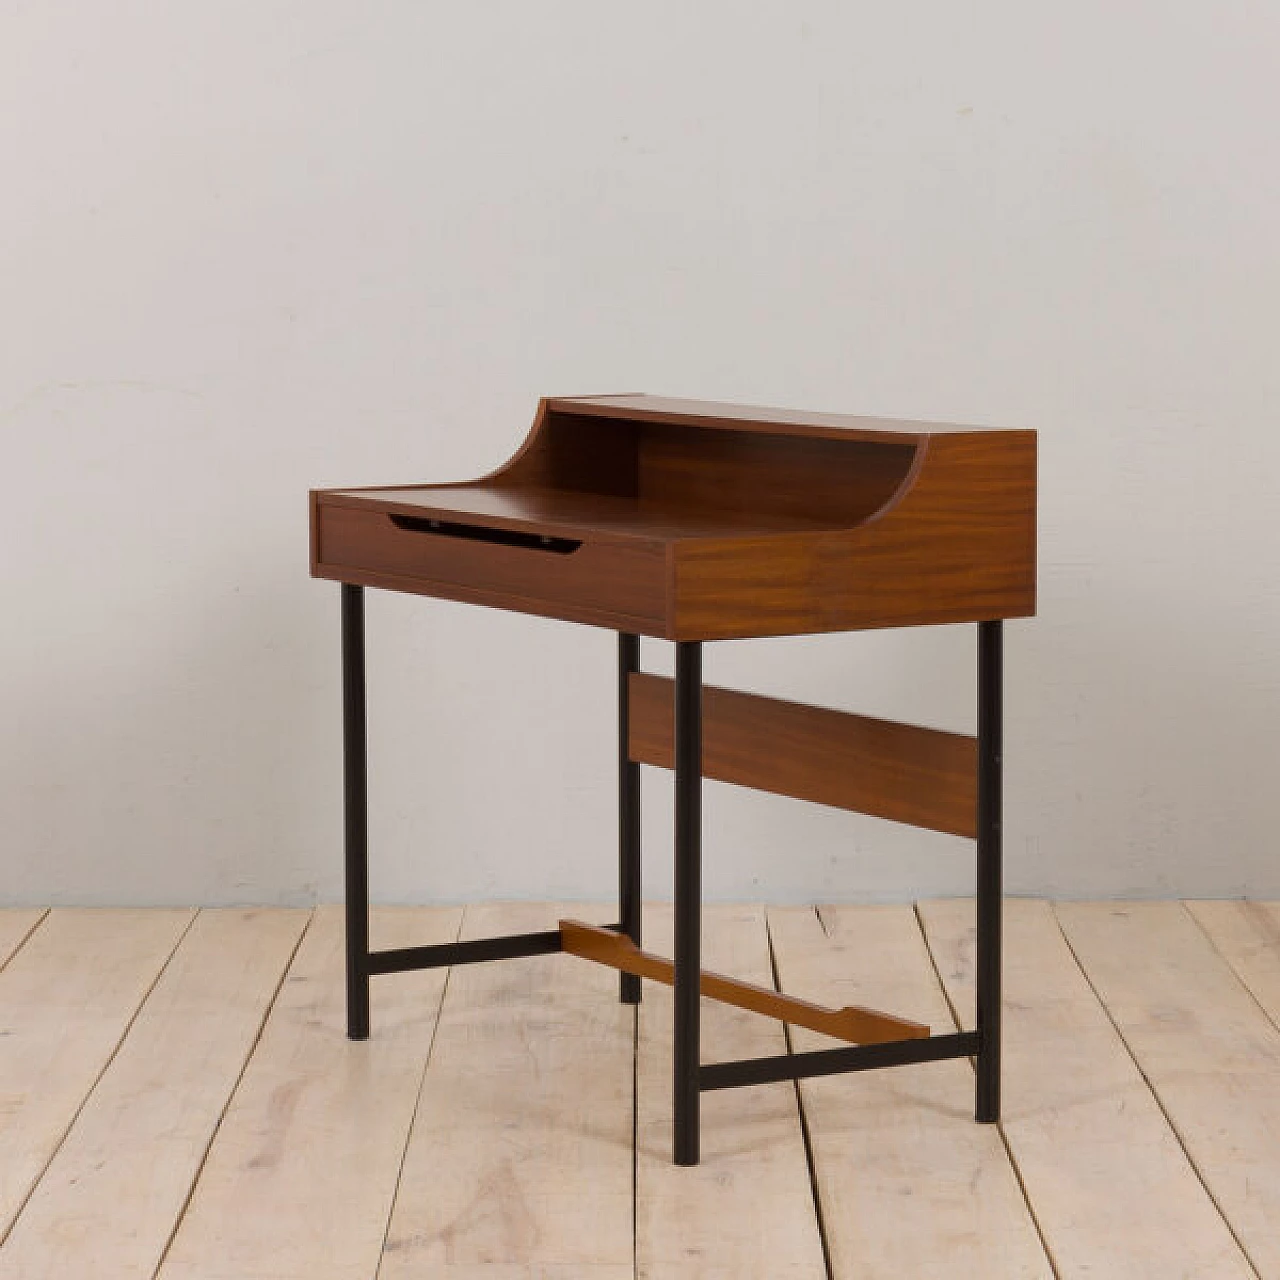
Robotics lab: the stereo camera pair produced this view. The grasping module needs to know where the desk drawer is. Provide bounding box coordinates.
[314,501,667,628]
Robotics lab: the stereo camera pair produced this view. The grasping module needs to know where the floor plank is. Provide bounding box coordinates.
[0,907,194,1241]
[379,902,633,1280]
[3,899,1274,1278]
[0,908,309,1280]
[769,904,1051,1280]
[636,904,826,1280]
[1056,900,1280,1278]
[0,914,47,972]
[1186,900,1280,1029]
[156,904,461,1280]
[920,899,1254,1279]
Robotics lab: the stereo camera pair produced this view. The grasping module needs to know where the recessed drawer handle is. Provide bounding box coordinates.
[388,513,582,554]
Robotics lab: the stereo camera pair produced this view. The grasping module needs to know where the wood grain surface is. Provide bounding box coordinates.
[312,394,1037,639]
[560,918,928,1044]
[628,671,978,837]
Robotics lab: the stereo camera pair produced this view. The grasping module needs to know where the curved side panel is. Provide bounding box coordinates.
[488,398,641,497]
[669,431,1036,639]
[471,396,554,485]
[816,430,1037,628]
[854,435,931,530]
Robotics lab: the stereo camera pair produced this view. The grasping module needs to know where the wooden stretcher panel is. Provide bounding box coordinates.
[628,672,978,839]
[559,920,928,1044]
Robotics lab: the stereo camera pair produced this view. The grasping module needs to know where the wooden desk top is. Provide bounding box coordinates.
[311,395,1036,640]
[320,485,839,543]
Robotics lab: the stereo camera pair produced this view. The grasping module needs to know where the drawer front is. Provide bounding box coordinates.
[314,502,667,629]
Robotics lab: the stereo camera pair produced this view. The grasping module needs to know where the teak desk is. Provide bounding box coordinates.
[310,394,1037,1166]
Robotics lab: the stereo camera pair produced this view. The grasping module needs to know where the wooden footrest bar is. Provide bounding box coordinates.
[560,919,928,1045]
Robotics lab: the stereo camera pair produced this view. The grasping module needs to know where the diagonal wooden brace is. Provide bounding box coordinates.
[560,919,928,1045]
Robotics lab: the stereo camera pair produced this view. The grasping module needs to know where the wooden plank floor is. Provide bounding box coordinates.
[1,900,1279,1279]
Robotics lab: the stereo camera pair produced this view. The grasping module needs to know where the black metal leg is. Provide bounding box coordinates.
[342,584,370,1041]
[619,634,642,1004]
[976,620,1003,1121]
[673,640,702,1165]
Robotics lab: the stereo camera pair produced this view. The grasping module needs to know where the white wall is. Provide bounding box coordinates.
[3,2,1279,907]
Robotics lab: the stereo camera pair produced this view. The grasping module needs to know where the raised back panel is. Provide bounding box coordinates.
[504,408,920,527]
[635,421,918,525]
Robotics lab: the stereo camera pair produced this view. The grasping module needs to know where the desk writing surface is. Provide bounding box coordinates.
[320,485,837,543]
[311,395,1037,640]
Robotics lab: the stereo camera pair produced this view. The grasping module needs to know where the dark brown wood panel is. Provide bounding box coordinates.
[311,394,1037,641]
[496,403,641,496]
[670,430,1036,638]
[628,672,978,838]
[559,919,928,1044]
[319,485,833,541]
[636,421,918,525]
[314,499,667,631]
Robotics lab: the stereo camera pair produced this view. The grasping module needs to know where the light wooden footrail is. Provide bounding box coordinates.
[1,900,1279,1279]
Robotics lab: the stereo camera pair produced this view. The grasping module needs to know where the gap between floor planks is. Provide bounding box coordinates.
[0,908,310,1280]
[1055,900,1280,1278]
[918,899,1259,1280]
[2,902,1280,1280]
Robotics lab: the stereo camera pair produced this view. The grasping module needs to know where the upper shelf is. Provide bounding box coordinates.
[311,394,1037,640]
[546,393,1020,440]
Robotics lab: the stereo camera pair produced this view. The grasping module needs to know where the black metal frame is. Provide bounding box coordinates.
[342,584,370,1042]
[618,634,642,1004]
[701,1030,981,1090]
[368,929,566,974]
[339,583,1005,1164]
[975,619,1003,1122]
[673,640,703,1165]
